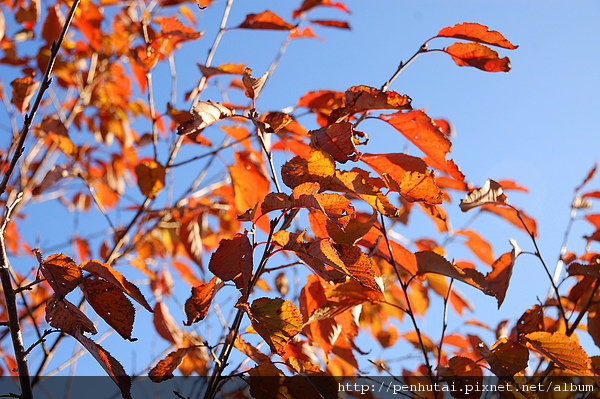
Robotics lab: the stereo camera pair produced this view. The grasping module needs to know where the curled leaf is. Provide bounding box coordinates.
[238,10,294,30]
[479,338,529,377]
[208,233,253,296]
[38,253,83,297]
[312,122,363,163]
[242,68,268,101]
[177,100,234,135]
[459,179,507,212]
[149,347,196,382]
[183,277,219,325]
[443,42,512,73]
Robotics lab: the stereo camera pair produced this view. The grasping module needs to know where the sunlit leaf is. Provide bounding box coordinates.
[436,22,518,49]
[312,122,363,163]
[184,277,219,325]
[459,179,508,212]
[443,42,511,73]
[153,301,183,345]
[455,230,494,265]
[438,356,483,399]
[10,76,39,113]
[242,67,268,101]
[198,63,246,77]
[135,160,166,199]
[281,147,335,189]
[229,151,270,214]
[234,335,271,365]
[41,117,77,157]
[262,111,293,133]
[482,205,537,237]
[587,303,600,349]
[148,347,195,382]
[331,169,399,217]
[208,233,253,296]
[479,338,528,377]
[516,305,544,337]
[45,296,97,335]
[310,19,350,29]
[337,244,382,293]
[38,252,83,297]
[238,10,293,30]
[525,331,593,375]
[177,100,234,135]
[293,0,350,18]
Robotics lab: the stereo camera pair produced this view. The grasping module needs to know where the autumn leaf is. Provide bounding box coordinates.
[479,338,529,377]
[183,277,219,326]
[198,63,246,78]
[176,100,234,135]
[10,76,39,113]
[281,147,335,189]
[436,22,518,49]
[81,277,136,341]
[238,10,293,30]
[459,179,508,212]
[81,260,153,312]
[484,239,521,307]
[135,160,165,199]
[239,297,303,355]
[516,305,545,337]
[292,181,354,228]
[443,42,512,73]
[37,252,83,297]
[229,151,270,214]
[40,117,77,157]
[149,347,196,382]
[261,111,293,133]
[310,19,350,29]
[438,356,483,399]
[242,68,268,101]
[587,303,600,349]
[46,295,97,335]
[312,122,363,163]
[482,205,537,237]
[331,169,399,217]
[361,153,443,204]
[337,244,382,293]
[455,230,495,265]
[293,0,350,18]
[234,335,271,365]
[524,331,593,375]
[208,233,253,296]
[330,86,412,120]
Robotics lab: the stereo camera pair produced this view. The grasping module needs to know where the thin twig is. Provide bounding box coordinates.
[381,44,428,92]
[436,278,454,368]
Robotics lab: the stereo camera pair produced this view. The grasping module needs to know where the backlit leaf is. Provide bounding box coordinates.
[238,10,293,30]
[81,260,153,312]
[10,76,39,113]
[242,68,268,101]
[443,42,511,73]
[45,296,97,335]
[361,153,443,204]
[148,347,195,382]
[177,100,234,135]
[281,147,335,189]
[482,205,537,237]
[438,356,483,399]
[333,85,412,119]
[516,305,544,337]
[479,338,528,377]
[292,181,354,228]
[239,297,303,355]
[331,169,399,217]
[484,240,521,307]
[293,0,350,18]
[41,117,77,157]
[459,179,508,212]
[310,19,350,29]
[262,111,293,133]
[312,122,363,163]
[568,262,600,279]
[436,23,518,49]
[338,244,382,293]
[184,277,218,325]
[81,277,135,341]
[135,160,165,199]
[208,233,253,296]
[416,250,486,292]
[38,252,82,297]
[198,63,246,77]
[455,230,495,265]
[229,151,270,214]
[525,331,593,375]
[234,335,271,365]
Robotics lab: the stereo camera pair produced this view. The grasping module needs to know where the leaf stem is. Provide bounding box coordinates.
[381,44,428,92]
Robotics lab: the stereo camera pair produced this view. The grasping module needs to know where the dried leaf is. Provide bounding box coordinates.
[361,153,443,204]
[10,76,39,113]
[234,335,271,365]
[45,296,97,335]
[312,122,363,163]
[81,260,153,312]
[242,68,268,101]
[148,347,195,382]
[479,338,528,377]
[436,23,518,49]
[183,277,218,325]
[81,277,135,341]
[238,10,293,30]
[135,160,165,199]
[444,42,512,73]
[208,233,253,296]
[460,179,508,211]
[338,244,382,294]
[239,297,303,355]
[484,240,521,307]
[32,164,70,196]
[262,111,292,133]
[177,100,234,135]
[38,253,82,297]
[438,356,483,399]
[525,331,593,375]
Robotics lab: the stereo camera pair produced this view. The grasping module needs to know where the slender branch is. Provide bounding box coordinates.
[381,44,428,92]
[436,278,454,368]
[547,199,578,298]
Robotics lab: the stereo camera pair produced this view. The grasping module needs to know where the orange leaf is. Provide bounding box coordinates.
[183,277,218,326]
[38,252,82,297]
[178,212,204,269]
[261,111,293,133]
[153,301,183,345]
[45,296,97,335]
[517,305,545,337]
[310,19,350,29]
[293,0,350,18]
[436,22,518,49]
[443,42,511,72]
[379,110,453,174]
[148,347,195,382]
[312,122,363,163]
[361,153,443,204]
[331,169,399,217]
[208,233,252,296]
[176,100,234,135]
[71,331,132,399]
[325,278,384,304]
[403,330,437,353]
[229,151,270,214]
[81,260,153,312]
[455,229,495,265]
[41,118,77,157]
[325,210,377,245]
[10,76,39,113]
[157,16,202,42]
[359,227,418,276]
[238,10,293,30]
[198,63,246,77]
[292,181,354,228]
[297,89,345,125]
[234,335,271,365]
[587,303,600,349]
[281,147,335,189]
[242,67,268,101]
[479,338,529,377]
[525,331,593,375]
[134,160,165,199]
[482,205,537,237]
[438,356,483,399]
[484,241,521,307]
[460,179,508,211]
[335,85,412,117]
[416,250,487,292]
[338,244,382,294]
[81,277,135,341]
[239,297,303,355]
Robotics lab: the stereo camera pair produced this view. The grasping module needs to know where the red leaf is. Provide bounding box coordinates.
[38,252,83,297]
[238,10,293,30]
[482,205,537,237]
[229,151,270,214]
[208,233,253,296]
[436,23,518,49]
[310,19,350,29]
[455,230,495,265]
[479,338,528,377]
[443,42,512,73]
[312,122,363,163]
[45,296,97,335]
[293,0,350,18]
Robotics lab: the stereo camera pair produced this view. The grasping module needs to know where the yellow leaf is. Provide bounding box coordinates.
[135,160,165,198]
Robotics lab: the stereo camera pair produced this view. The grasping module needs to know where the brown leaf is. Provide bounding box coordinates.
[38,252,82,297]
[153,301,183,345]
[261,111,292,133]
[32,164,70,196]
[460,179,508,211]
[134,160,165,199]
[443,42,512,73]
[176,100,234,135]
[148,347,195,382]
[81,260,153,312]
[479,338,528,377]
[524,331,593,375]
[338,244,382,293]
[81,277,135,341]
[198,63,246,78]
[71,331,132,399]
[312,122,363,163]
[45,296,97,335]
[516,305,545,337]
[238,10,293,30]
[40,117,77,157]
[332,85,412,120]
[484,240,521,307]
[183,277,218,326]
[438,356,483,399]
[208,233,253,296]
[10,76,39,113]
[361,153,443,204]
[239,297,304,355]
[587,303,600,349]
[281,147,335,189]
[436,23,518,49]
[242,68,268,101]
